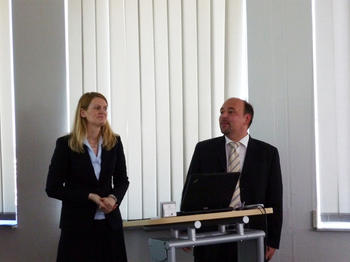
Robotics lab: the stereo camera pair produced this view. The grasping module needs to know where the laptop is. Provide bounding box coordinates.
[178,172,240,216]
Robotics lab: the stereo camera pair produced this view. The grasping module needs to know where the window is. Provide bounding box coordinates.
[65,0,248,220]
[312,0,350,230]
[0,0,17,226]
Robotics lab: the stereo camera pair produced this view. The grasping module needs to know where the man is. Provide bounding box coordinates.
[184,97,283,262]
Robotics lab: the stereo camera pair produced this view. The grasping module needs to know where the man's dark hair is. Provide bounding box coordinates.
[243,100,254,127]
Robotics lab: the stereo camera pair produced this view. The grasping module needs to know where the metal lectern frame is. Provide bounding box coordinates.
[148,220,265,262]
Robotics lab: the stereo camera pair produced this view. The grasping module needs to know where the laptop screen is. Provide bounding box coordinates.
[180,172,240,213]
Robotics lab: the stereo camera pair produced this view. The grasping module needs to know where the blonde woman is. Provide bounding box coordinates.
[46,92,129,262]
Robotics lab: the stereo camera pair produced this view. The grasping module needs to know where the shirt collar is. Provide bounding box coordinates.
[83,136,103,148]
[225,133,249,148]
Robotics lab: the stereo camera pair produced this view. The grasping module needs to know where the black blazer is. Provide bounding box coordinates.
[46,135,129,231]
[184,135,283,249]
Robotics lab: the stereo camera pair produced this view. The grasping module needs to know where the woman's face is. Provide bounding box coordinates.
[81,97,108,128]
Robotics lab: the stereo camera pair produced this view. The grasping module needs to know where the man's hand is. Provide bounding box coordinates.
[265,246,276,261]
[182,247,192,253]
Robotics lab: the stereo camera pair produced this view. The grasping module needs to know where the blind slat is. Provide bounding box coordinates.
[67,0,83,128]
[198,0,212,141]
[154,0,171,210]
[139,0,157,218]
[225,0,247,99]
[96,0,111,103]
[124,0,143,219]
[211,0,226,137]
[182,0,199,172]
[82,0,97,92]
[109,0,128,218]
[168,0,184,208]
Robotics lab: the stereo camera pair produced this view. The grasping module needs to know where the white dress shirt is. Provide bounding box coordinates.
[84,137,105,220]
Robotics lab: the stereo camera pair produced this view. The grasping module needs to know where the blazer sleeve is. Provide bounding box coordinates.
[110,137,129,205]
[45,137,91,204]
[187,143,202,175]
[265,147,283,249]
[181,143,201,204]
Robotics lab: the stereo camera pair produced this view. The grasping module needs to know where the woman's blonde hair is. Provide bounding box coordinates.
[69,92,118,153]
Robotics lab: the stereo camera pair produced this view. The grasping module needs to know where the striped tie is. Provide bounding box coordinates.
[228,142,241,208]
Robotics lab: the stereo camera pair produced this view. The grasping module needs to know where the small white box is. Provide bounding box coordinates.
[160,201,177,217]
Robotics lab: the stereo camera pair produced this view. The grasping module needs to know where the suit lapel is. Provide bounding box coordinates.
[241,136,256,177]
[218,136,227,171]
[99,147,111,182]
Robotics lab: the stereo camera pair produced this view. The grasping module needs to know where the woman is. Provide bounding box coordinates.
[46,92,129,262]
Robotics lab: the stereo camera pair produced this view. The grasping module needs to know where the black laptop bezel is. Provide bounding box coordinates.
[180,172,240,214]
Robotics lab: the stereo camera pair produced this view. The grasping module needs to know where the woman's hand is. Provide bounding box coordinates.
[100,196,118,214]
[88,193,103,205]
[88,193,108,211]
[88,193,117,214]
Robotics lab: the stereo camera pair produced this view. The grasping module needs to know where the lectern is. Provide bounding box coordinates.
[124,208,272,262]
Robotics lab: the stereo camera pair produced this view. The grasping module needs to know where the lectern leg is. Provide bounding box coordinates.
[257,236,264,262]
[167,247,176,262]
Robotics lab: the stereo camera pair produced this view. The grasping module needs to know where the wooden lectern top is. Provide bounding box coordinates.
[123,208,272,228]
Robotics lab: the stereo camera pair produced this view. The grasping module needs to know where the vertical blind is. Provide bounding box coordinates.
[0,0,16,215]
[313,0,350,217]
[66,0,247,220]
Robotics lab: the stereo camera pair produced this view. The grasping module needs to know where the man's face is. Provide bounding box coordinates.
[219,98,250,141]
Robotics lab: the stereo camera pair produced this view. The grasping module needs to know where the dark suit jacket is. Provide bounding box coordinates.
[184,135,283,249]
[46,135,129,232]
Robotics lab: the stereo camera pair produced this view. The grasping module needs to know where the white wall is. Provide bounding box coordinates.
[0,0,66,261]
[1,0,350,262]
